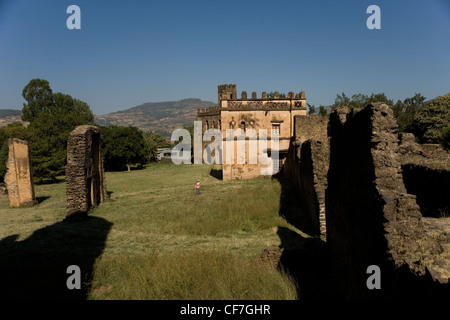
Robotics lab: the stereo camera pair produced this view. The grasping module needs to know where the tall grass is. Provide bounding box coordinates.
[90,250,297,300]
[0,163,305,300]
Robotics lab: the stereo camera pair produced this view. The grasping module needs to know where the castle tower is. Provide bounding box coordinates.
[218,84,237,102]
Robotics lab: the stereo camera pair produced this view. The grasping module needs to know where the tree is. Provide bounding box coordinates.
[21,79,53,122]
[349,93,369,109]
[442,126,450,150]
[335,92,394,110]
[365,93,393,106]
[394,93,426,132]
[318,105,328,116]
[101,125,149,171]
[410,93,450,143]
[144,131,172,162]
[307,103,316,115]
[334,92,351,109]
[333,91,425,133]
[0,122,32,142]
[21,79,94,180]
[267,91,286,98]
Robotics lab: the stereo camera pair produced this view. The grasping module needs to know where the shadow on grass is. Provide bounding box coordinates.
[274,176,335,300]
[277,226,334,300]
[0,216,112,300]
[35,196,51,204]
[274,175,315,235]
[209,168,223,180]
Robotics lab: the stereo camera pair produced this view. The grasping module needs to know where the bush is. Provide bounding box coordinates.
[442,126,450,150]
[101,125,149,171]
[410,93,450,143]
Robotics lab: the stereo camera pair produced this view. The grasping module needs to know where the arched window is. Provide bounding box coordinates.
[240,121,246,132]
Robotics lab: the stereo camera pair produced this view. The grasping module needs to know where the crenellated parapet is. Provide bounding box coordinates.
[197,105,221,116]
[233,90,306,101]
[219,85,306,110]
[222,97,306,110]
[199,85,307,114]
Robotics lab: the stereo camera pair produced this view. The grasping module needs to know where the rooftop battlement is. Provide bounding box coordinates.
[198,84,307,115]
[197,106,221,116]
[218,84,306,102]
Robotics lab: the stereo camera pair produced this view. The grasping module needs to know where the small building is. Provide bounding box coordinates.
[157,148,172,161]
[157,148,184,161]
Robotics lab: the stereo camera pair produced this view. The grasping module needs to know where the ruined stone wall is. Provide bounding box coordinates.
[4,138,37,207]
[294,114,329,146]
[326,103,450,299]
[283,140,301,189]
[66,125,107,217]
[398,133,450,218]
[298,139,328,236]
[283,115,329,237]
[402,163,450,218]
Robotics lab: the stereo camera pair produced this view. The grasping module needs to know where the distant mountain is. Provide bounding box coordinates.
[0,109,26,127]
[95,98,215,137]
[0,99,216,136]
[0,109,21,117]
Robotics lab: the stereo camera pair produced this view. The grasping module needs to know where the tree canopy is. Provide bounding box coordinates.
[144,131,172,162]
[334,92,394,109]
[307,103,316,115]
[21,79,94,180]
[101,125,149,171]
[409,93,450,144]
[267,92,286,98]
[318,105,328,116]
[21,79,54,122]
[332,92,431,137]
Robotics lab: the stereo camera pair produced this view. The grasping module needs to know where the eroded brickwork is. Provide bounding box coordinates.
[326,103,450,299]
[4,138,37,207]
[66,125,107,217]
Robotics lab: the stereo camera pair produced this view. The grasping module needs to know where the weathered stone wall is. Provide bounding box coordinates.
[402,163,450,218]
[283,115,329,237]
[398,133,450,218]
[283,139,301,189]
[326,103,450,299]
[294,114,329,146]
[4,138,37,207]
[298,139,328,236]
[66,125,107,217]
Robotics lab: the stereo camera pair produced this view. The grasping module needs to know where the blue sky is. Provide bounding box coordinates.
[0,0,449,115]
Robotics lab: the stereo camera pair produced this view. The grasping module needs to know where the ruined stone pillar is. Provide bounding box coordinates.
[66,125,107,217]
[4,138,37,207]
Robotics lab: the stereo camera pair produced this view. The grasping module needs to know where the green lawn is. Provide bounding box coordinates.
[0,163,311,300]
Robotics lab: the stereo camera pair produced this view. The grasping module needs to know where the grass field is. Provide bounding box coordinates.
[0,163,313,300]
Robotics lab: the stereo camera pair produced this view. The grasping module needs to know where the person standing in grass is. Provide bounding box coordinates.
[195,179,201,195]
